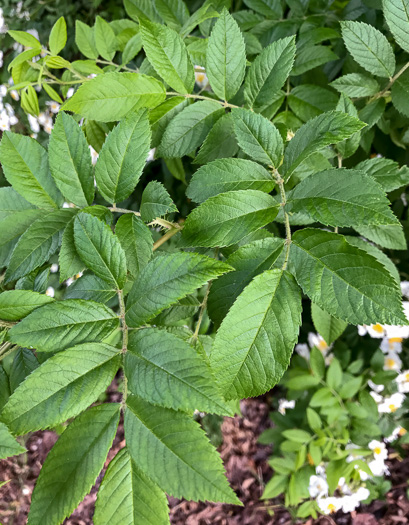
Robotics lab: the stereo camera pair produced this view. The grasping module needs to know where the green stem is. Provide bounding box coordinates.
[273,169,291,270]
[153,226,182,251]
[118,289,128,410]
[0,344,16,362]
[191,281,212,343]
[372,60,409,100]
[109,206,141,216]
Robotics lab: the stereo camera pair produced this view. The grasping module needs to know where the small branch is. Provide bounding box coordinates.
[272,169,291,270]
[109,206,141,216]
[166,91,240,109]
[372,60,409,100]
[0,343,17,362]
[153,226,182,251]
[0,320,16,328]
[117,289,128,410]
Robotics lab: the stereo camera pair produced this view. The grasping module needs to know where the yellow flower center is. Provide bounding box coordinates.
[399,427,407,436]
[307,453,314,465]
[389,404,397,413]
[196,73,205,83]
[405,373,409,382]
[318,339,328,351]
[386,358,396,368]
[372,323,384,333]
[328,503,336,513]
[374,446,382,455]
[389,337,403,343]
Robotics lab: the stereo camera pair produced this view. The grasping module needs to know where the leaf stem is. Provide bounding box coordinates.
[117,289,128,410]
[191,281,212,343]
[108,206,141,216]
[0,343,16,362]
[372,60,409,100]
[166,91,240,109]
[272,169,291,270]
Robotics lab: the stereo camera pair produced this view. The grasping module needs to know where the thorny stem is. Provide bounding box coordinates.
[166,91,240,109]
[272,168,291,270]
[117,289,128,410]
[153,225,182,251]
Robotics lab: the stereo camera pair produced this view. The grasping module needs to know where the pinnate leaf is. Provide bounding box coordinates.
[125,395,240,503]
[2,343,120,435]
[383,0,409,53]
[288,229,407,325]
[116,214,153,279]
[125,327,232,415]
[27,404,120,525]
[95,110,151,204]
[0,421,26,459]
[181,190,279,248]
[126,252,232,327]
[9,299,119,352]
[206,8,246,101]
[63,72,166,122]
[211,269,302,399]
[140,181,177,222]
[0,290,54,321]
[74,213,127,289]
[94,448,170,525]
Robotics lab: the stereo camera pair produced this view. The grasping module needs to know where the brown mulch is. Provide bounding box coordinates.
[1,395,409,525]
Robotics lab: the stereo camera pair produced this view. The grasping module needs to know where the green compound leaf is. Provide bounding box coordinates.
[140,19,194,93]
[9,299,120,352]
[206,8,246,101]
[49,16,67,56]
[94,448,170,525]
[95,16,117,61]
[231,108,283,167]
[116,214,153,279]
[5,208,77,283]
[0,290,54,321]
[0,132,62,209]
[187,158,274,204]
[9,348,39,393]
[288,228,407,326]
[181,190,279,248]
[391,69,409,117]
[341,21,395,78]
[125,395,241,504]
[286,168,399,228]
[281,111,366,180]
[2,343,120,435]
[140,181,177,222]
[125,327,232,415]
[383,0,409,54]
[75,20,98,59]
[355,156,409,192]
[49,112,94,207]
[0,421,26,459]
[126,252,231,327]
[64,273,117,303]
[27,404,120,525]
[63,72,166,122]
[74,213,127,289]
[330,73,380,98]
[154,0,189,30]
[95,110,151,204]
[244,36,296,109]
[210,269,302,400]
[311,303,347,346]
[157,100,224,158]
[193,113,239,165]
[208,237,285,327]
[355,223,407,250]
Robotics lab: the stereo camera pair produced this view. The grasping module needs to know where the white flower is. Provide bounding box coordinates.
[317,496,342,515]
[309,475,328,498]
[401,281,409,298]
[308,332,331,355]
[66,87,75,99]
[46,100,60,114]
[378,392,405,413]
[286,129,295,141]
[358,323,386,338]
[0,84,7,97]
[359,469,369,481]
[368,458,389,476]
[0,50,3,68]
[384,351,402,371]
[0,8,7,33]
[370,391,383,404]
[9,90,19,101]
[27,114,40,133]
[89,145,99,165]
[295,343,310,360]
[368,379,384,393]
[385,426,407,443]
[278,398,295,415]
[369,440,388,461]
[380,337,403,354]
[194,66,208,89]
[340,495,359,513]
[50,263,59,273]
[147,148,156,162]
[396,370,409,393]
[45,287,55,298]
[316,465,326,476]
[38,112,48,125]
[356,486,370,502]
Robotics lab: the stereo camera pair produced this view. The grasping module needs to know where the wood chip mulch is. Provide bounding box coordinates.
[1,395,409,524]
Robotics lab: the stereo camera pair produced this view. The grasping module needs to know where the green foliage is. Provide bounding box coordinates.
[1,0,409,522]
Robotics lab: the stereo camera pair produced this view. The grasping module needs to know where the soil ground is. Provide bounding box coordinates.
[1,394,409,525]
